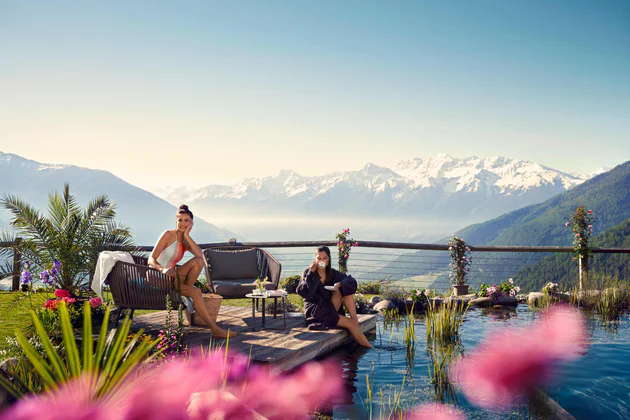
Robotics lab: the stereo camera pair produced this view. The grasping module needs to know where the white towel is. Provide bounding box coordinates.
[91,251,135,299]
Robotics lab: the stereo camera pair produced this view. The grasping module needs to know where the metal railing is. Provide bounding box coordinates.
[2,238,629,292]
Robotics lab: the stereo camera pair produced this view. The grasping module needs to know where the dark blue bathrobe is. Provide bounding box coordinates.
[296,268,358,328]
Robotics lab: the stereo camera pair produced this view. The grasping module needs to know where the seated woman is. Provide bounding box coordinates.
[297,245,373,348]
[148,204,236,338]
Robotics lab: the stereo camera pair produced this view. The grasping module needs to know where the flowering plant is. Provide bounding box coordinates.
[20,260,33,292]
[479,279,520,300]
[255,276,268,293]
[448,235,471,285]
[566,206,595,261]
[542,282,559,295]
[336,228,358,273]
[157,295,186,357]
[39,259,62,288]
[410,288,430,305]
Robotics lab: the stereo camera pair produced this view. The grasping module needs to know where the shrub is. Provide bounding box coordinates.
[280,275,301,294]
[357,279,388,295]
[381,284,407,309]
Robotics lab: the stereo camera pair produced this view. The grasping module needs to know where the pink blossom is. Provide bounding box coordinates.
[0,374,110,420]
[344,254,349,258]
[587,210,593,214]
[1,350,343,420]
[405,403,465,420]
[354,242,358,247]
[565,222,570,227]
[89,297,103,308]
[575,233,580,237]
[450,305,587,410]
[43,299,58,311]
[62,297,76,305]
[588,225,592,229]
[54,289,71,299]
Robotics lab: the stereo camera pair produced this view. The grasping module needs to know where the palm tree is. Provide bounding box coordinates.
[0,184,135,292]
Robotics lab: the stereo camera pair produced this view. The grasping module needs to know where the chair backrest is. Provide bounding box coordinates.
[205,248,260,280]
[107,255,179,310]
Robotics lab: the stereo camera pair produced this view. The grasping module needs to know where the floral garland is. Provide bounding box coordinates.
[565,206,595,261]
[448,235,471,285]
[335,228,358,274]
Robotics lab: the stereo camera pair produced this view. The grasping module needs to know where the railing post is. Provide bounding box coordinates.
[12,238,22,292]
[578,256,588,291]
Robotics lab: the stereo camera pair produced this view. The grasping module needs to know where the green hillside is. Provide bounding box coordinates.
[420,161,630,291]
[516,218,630,291]
[458,161,630,246]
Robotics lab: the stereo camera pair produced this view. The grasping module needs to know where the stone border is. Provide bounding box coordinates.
[530,388,575,420]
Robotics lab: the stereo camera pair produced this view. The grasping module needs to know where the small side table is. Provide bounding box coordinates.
[245,293,288,331]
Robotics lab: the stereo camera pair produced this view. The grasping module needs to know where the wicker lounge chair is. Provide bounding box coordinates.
[204,247,282,298]
[106,254,185,326]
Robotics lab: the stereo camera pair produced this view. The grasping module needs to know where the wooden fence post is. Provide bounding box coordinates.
[578,256,589,291]
[12,237,22,291]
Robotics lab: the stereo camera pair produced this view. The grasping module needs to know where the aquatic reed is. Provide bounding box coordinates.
[425,299,468,346]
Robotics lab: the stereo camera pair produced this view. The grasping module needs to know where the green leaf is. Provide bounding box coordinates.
[58,302,81,377]
[82,301,93,372]
[29,310,68,383]
[15,329,58,390]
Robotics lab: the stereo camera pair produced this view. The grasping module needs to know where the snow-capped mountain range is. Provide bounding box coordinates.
[0,152,237,244]
[154,154,593,223]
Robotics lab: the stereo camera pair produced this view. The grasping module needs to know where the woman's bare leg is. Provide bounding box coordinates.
[337,316,373,348]
[343,295,359,322]
[176,258,236,338]
[331,289,343,311]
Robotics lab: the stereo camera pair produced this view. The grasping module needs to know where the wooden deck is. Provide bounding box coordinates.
[131,305,377,373]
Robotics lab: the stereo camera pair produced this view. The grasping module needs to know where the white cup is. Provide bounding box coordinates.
[317,261,327,270]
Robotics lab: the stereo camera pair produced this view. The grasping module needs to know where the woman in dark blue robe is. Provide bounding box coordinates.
[297,246,373,348]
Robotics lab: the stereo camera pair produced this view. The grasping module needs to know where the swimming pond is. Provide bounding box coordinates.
[321,306,630,419]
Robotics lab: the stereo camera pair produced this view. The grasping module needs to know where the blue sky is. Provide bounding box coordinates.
[0,1,628,188]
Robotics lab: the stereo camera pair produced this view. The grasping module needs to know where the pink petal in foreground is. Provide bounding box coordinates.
[451,305,589,410]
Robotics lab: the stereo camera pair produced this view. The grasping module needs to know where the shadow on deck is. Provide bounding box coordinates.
[131,305,377,373]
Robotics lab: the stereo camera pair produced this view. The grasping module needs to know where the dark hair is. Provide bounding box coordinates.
[177,204,194,219]
[316,245,334,281]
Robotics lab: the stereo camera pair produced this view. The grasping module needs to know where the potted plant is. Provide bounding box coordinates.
[448,235,472,296]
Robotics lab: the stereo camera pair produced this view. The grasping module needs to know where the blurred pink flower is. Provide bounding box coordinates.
[587,210,593,214]
[565,222,570,227]
[450,305,587,410]
[1,351,342,420]
[89,297,103,308]
[405,403,465,420]
[0,374,110,420]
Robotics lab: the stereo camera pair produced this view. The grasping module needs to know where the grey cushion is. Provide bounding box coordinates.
[207,249,259,280]
[213,279,276,298]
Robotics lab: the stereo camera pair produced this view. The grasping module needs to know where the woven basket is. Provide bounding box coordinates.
[192,293,223,326]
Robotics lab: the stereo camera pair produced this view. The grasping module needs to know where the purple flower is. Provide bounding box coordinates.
[21,270,32,284]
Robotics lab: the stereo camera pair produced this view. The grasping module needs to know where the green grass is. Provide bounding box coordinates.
[0,291,53,351]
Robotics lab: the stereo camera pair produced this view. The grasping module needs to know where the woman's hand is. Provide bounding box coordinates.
[161,267,176,278]
[333,282,341,291]
[309,261,318,273]
[184,220,193,237]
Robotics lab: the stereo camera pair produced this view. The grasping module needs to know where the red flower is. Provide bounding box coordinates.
[54,289,71,299]
[43,299,58,311]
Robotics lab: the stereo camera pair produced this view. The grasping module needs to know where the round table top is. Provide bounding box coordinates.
[245,292,286,299]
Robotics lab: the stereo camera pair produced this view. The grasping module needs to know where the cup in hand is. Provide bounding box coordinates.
[317,261,327,270]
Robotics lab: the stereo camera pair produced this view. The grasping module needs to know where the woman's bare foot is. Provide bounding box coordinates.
[211,327,237,338]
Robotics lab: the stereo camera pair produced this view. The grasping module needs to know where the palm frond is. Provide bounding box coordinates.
[0,194,52,249]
